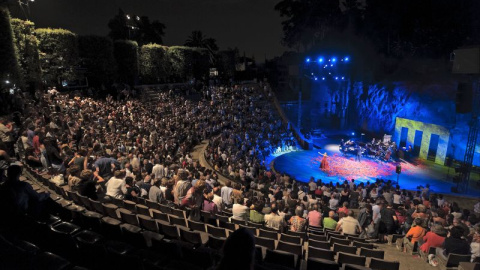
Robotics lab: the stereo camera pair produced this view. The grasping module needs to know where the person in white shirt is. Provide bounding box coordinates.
[232,200,250,221]
[212,186,224,211]
[336,210,362,235]
[264,203,287,231]
[105,170,126,199]
[152,162,165,179]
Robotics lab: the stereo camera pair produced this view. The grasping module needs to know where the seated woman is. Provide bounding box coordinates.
[419,224,446,256]
[289,206,306,232]
[402,218,426,252]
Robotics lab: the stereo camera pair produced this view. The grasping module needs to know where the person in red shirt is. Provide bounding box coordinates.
[420,224,446,254]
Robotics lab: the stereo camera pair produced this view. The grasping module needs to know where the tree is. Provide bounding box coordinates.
[108,9,165,45]
[184,30,218,64]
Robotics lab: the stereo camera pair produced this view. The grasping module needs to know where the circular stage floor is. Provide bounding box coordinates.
[272,140,480,197]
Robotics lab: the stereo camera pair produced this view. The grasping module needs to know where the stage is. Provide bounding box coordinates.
[271,138,480,197]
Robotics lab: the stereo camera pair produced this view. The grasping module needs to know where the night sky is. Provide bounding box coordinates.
[10,0,286,62]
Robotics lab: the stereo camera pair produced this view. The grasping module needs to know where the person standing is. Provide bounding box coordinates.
[355,146,362,162]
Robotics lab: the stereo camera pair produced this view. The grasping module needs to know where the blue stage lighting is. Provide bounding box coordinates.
[332,57,337,62]
[345,57,349,62]
[341,77,345,80]
[335,77,338,80]
[330,64,333,67]
[352,132,355,136]
[314,77,318,81]
[306,58,310,63]
[322,77,325,80]
[318,57,324,63]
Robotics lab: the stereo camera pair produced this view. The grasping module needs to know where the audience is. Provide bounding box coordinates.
[1,83,479,270]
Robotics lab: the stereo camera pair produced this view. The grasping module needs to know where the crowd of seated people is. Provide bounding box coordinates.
[204,85,297,183]
[1,83,480,269]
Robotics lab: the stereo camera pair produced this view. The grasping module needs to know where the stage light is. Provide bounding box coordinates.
[341,77,345,80]
[318,57,324,63]
[306,58,310,63]
[335,77,338,80]
[328,72,331,75]
[352,132,355,136]
[314,77,318,81]
[330,64,333,67]
[332,57,337,62]
[136,16,140,20]
[5,80,10,84]
[345,57,349,62]
[126,14,131,20]
[322,77,325,80]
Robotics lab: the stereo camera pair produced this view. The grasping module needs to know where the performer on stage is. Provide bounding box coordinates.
[355,146,362,162]
[318,152,329,171]
[340,139,345,156]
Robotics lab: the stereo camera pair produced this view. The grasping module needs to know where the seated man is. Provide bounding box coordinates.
[336,210,362,235]
[264,203,286,232]
[323,210,338,230]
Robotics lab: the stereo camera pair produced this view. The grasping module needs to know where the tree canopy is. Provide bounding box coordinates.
[108,9,165,46]
[275,0,479,59]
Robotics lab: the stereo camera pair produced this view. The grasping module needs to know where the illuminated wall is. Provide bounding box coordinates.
[394,117,450,165]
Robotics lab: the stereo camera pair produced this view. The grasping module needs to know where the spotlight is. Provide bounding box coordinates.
[126,15,131,20]
[335,77,338,80]
[318,57,324,63]
[314,77,318,81]
[311,73,314,75]
[341,77,345,80]
[345,57,349,62]
[136,16,140,20]
[352,132,355,136]
[5,80,10,84]
[332,57,337,62]
[322,77,325,80]
[330,64,333,67]
[306,58,311,63]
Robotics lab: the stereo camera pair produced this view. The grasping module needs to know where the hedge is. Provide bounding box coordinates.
[139,43,170,84]
[10,18,41,88]
[78,35,116,87]
[0,7,22,87]
[113,40,138,86]
[36,28,78,86]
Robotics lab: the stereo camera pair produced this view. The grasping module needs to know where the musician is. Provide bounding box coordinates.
[355,147,362,162]
[318,152,329,171]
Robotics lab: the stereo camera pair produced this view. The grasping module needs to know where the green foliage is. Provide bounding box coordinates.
[36,27,79,86]
[113,40,138,85]
[78,35,116,87]
[167,46,209,81]
[139,43,170,84]
[10,18,41,88]
[0,7,22,87]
